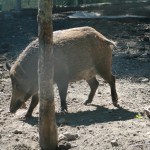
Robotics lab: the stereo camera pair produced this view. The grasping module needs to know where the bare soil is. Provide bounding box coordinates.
[0,3,150,150]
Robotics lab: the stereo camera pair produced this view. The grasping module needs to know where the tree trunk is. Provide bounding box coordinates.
[16,0,21,11]
[74,0,78,6]
[38,0,58,150]
[83,0,86,4]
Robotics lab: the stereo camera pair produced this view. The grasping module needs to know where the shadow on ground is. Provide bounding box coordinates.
[23,105,137,126]
[56,104,137,126]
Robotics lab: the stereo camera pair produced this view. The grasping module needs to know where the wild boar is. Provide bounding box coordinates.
[7,26,119,117]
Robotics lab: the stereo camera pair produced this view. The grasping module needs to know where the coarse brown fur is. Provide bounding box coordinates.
[7,26,118,117]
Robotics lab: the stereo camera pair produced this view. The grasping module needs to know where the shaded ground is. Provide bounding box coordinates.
[0,2,150,150]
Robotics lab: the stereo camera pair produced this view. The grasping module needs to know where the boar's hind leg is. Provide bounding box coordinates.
[57,80,68,112]
[99,70,118,107]
[109,75,119,107]
[84,77,99,105]
[25,94,39,118]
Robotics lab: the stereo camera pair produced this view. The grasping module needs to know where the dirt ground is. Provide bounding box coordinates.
[0,2,150,150]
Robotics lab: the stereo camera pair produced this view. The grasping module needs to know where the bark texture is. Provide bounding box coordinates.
[38,0,58,149]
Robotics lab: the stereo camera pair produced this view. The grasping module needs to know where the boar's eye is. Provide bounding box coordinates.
[15,84,18,89]
[15,83,25,93]
[13,84,16,89]
[13,83,19,90]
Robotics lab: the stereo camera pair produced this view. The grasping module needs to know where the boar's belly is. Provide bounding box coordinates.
[71,68,96,82]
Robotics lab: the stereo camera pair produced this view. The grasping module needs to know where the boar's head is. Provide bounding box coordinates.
[6,63,37,113]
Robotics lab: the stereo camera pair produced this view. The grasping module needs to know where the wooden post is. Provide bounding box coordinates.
[38,0,58,150]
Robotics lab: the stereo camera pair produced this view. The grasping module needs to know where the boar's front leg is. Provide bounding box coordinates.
[57,80,68,112]
[25,94,39,118]
[84,77,99,105]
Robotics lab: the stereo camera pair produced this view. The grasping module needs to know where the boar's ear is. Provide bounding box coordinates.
[6,63,11,71]
[19,70,29,79]
[18,66,29,79]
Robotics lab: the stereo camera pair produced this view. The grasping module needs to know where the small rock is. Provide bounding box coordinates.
[143,36,149,42]
[111,139,119,147]
[70,85,75,88]
[144,27,150,32]
[58,127,64,131]
[59,134,67,141]
[15,138,19,142]
[65,142,71,149]
[141,53,148,57]
[0,121,4,125]
[0,134,2,139]
[13,130,23,134]
[58,141,71,150]
[0,64,3,68]
[63,132,79,141]
[88,129,93,133]
[8,134,12,137]
[76,126,80,130]
[101,125,104,129]
[72,98,76,101]
[98,91,102,94]
[140,78,149,83]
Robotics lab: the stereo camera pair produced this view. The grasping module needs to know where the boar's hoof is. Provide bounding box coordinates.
[21,103,27,109]
[61,105,68,113]
[84,100,92,105]
[60,110,68,115]
[25,113,32,118]
[113,102,120,108]
[60,107,68,114]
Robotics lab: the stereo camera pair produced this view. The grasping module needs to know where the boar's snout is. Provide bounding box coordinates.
[10,99,23,113]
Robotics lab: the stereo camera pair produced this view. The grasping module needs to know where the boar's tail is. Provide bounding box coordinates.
[106,39,117,49]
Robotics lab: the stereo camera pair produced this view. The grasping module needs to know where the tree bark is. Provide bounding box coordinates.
[38,0,58,150]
